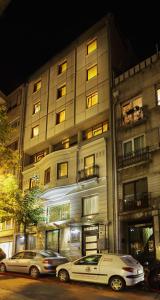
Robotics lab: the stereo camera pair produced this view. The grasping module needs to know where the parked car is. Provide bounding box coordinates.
[0,250,68,278]
[56,253,144,291]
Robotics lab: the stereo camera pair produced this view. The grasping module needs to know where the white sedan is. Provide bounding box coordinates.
[56,253,144,291]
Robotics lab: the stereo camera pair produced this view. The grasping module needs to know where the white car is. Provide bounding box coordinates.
[56,253,144,291]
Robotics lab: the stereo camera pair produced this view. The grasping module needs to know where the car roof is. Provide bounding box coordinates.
[15,250,59,254]
[84,253,132,258]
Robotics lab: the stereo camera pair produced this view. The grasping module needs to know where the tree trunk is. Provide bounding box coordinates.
[23,223,28,250]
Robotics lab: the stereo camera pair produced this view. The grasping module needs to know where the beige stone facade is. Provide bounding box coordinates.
[2,15,137,258]
[114,53,160,261]
[21,15,129,257]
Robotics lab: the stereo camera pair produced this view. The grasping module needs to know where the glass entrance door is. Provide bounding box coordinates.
[82,226,99,256]
[46,229,59,252]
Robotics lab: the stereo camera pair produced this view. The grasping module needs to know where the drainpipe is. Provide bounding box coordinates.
[106,15,119,253]
[112,91,119,253]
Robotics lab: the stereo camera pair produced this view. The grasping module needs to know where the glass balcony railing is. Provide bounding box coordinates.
[77,165,99,182]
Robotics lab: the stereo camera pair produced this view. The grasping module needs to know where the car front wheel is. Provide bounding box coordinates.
[30,266,40,279]
[58,269,70,282]
[109,276,125,292]
[0,263,6,273]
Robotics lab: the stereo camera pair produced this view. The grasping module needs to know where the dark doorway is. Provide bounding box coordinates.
[128,221,155,264]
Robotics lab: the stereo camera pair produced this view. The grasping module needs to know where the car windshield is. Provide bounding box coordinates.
[39,250,58,257]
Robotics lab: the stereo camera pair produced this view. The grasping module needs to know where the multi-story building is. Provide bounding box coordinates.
[114,53,160,261]
[21,15,132,258]
[0,85,25,257]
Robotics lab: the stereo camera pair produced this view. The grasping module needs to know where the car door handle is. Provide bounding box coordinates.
[93,267,97,270]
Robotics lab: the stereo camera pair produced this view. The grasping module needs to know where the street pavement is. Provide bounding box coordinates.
[0,273,160,300]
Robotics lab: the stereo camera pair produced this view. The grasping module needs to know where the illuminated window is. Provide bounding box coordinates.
[84,154,95,177]
[44,168,50,185]
[57,162,68,179]
[57,85,66,98]
[29,177,39,189]
[122,96,143,124]
[87,39,97,54]
[56,110,65,124]
[6,220,13,230]
[33,80,41,93]
[33,101,40,114]
[85,121,108,140]
[86,92,98,108]
[31,125,39,138]
[156,88,160,106]
[49,203,70,222]
[87,65,97,81]
[82,195,98,216]
[0,220,12,231]
[62,138,69,149]
[58,61,67,74]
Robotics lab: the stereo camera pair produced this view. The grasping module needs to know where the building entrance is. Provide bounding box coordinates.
[128,221,154,264]
[46,229,59,252]
[82,225,99,256]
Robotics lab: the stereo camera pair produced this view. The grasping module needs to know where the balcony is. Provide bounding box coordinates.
[77,165,99,182]
[119,192,151,213]
[118,147,150,168]
[117,105,148,129]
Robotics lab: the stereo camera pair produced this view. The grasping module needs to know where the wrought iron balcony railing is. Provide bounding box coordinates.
[119,192,151,213]
[77,165,99,182]
[118,147,150,168]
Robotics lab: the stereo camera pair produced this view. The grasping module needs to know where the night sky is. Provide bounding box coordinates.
[0,0,160,95]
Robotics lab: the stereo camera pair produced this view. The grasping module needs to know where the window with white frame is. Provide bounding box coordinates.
[82,195,98,216]
[49,202,70,222]
[123,135,145,156]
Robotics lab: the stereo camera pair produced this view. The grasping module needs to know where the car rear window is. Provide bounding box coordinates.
[121,256,138,265]
[39,251,57,257]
